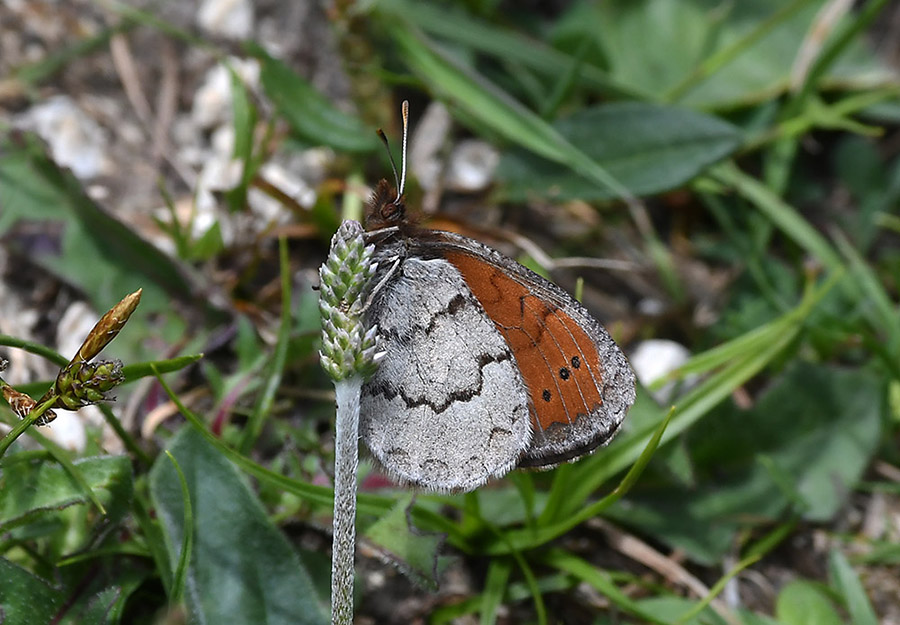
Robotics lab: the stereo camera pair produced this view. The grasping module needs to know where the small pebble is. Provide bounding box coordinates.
[16,95,110,179]
[630,339,697,404]
[197,0,254,40]
[445,139,499,192]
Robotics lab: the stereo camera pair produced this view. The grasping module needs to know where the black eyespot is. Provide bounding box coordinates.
[571,356,581,369]
[447,293,466,314]
[559,367,570,380]
[542,389,552,402]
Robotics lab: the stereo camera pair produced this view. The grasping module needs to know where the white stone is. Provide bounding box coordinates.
[252,161,315,214]
[446,140,499,192]
[196,125,242,191]
[192,57,260,129]
[16,96,110,179]
[197,0,254,40]
[246,147,331,225]
[630,339,696,405]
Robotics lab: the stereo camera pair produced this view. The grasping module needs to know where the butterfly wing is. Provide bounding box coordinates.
[360,251,532,492]
[417,231,636,467]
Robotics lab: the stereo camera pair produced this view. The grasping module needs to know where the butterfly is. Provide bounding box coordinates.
[359,102,635,492]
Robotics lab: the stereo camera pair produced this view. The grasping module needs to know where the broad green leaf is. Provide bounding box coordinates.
[584,0,894,109]
[149,426,329,625]
[0,454,132,532]
[496,102,741,201]
[776,580,844,625]
[0,132,194,312]
[363,493,447,590]
[251,46,378,153]
[0,555,148,625]
[0,557,63,624]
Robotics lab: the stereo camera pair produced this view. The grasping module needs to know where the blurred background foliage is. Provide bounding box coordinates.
[1,0,899,623]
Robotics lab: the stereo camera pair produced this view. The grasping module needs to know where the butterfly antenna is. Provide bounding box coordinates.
[376,128,401,197]
[397,100,409,203]
[375,100,410,205]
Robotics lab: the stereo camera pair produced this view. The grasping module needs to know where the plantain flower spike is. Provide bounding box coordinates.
[318,221,382,381]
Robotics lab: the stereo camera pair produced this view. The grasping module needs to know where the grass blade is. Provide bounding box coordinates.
[164,451,194,605]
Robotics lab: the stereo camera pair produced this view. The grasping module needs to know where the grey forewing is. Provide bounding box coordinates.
[360,247,533,492]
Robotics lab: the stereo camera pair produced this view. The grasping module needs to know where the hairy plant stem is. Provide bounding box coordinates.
[331,378,361,625]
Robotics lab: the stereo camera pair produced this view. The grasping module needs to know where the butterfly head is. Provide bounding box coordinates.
[365,100,415,233]
[365,178,409,230]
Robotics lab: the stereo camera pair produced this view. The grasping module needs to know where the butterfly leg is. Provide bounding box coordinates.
[360,254,403,315]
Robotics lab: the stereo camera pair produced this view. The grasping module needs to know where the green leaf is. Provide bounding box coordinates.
[251,46,378,153]
[58,569,148,625]
[149,427,329,625]
[713,162,843,272]
[632,596,729,625]
[223,67,259,213]
[0,454,132,532]
[585,0,893,109]
[363,493,447,590]
[480,557,511,625]
[239,238,291,453]
[834,229,900,358]
[829,549,879,625]
[605,362,883,563]
[58,587,121,625]
[0,552,149,625]
[497,102,740,201]
[375,0,645,99]
[776,580,844,625]
[0,557,148,625]
[554,275,823,525]
[0,557,64,624]
[230,68,257,172]
[386,22,638,203]
[540,549,668,624]
[0,132,194,312]
[164,451,194,604]
[121,354,205,381]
